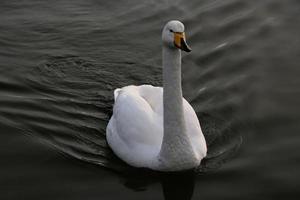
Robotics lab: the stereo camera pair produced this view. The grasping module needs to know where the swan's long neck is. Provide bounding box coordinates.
[158,46,196,170]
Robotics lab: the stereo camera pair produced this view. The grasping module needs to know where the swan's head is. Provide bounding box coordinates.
[162,20,191,52]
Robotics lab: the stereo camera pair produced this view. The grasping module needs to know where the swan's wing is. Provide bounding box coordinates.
[107,85,163,167]
[183,99,207,159]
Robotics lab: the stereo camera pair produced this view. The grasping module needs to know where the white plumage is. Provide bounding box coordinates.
[106,85,206,170]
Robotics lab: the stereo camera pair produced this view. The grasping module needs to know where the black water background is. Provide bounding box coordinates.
[0,0,299,199]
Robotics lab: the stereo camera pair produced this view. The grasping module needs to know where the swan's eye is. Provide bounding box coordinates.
[169,29,174,33]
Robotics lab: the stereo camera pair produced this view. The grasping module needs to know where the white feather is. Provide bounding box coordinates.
[106,85,206,170]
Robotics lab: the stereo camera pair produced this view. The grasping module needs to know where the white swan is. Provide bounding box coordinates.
[106,20,207,171]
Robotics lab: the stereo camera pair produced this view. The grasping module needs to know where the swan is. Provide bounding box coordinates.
[106,20,207,171]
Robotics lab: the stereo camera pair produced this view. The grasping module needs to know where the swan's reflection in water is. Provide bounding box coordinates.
[161,171,195,200]
[120,170,196,200]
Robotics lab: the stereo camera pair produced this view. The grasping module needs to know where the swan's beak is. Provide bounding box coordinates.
[174,32,192,52]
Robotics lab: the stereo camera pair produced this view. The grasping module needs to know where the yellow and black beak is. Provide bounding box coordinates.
[174,32,192,52]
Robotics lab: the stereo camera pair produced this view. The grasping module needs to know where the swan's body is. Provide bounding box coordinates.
[106,20,207,171]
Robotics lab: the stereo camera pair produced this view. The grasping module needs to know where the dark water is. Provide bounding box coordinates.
[1,0,299,199]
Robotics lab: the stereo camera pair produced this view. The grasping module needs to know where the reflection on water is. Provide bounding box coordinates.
[0,0,299,199]
[118,169,196,200]
[161,172,195,200]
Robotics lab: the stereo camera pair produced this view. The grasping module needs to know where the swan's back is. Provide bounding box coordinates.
[107,85,163,168]
[106,85,206,169]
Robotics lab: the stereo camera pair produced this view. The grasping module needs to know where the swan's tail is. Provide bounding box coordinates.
[114,88,121,102]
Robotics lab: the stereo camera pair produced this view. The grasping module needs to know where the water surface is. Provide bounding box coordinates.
[0,0,299,199]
